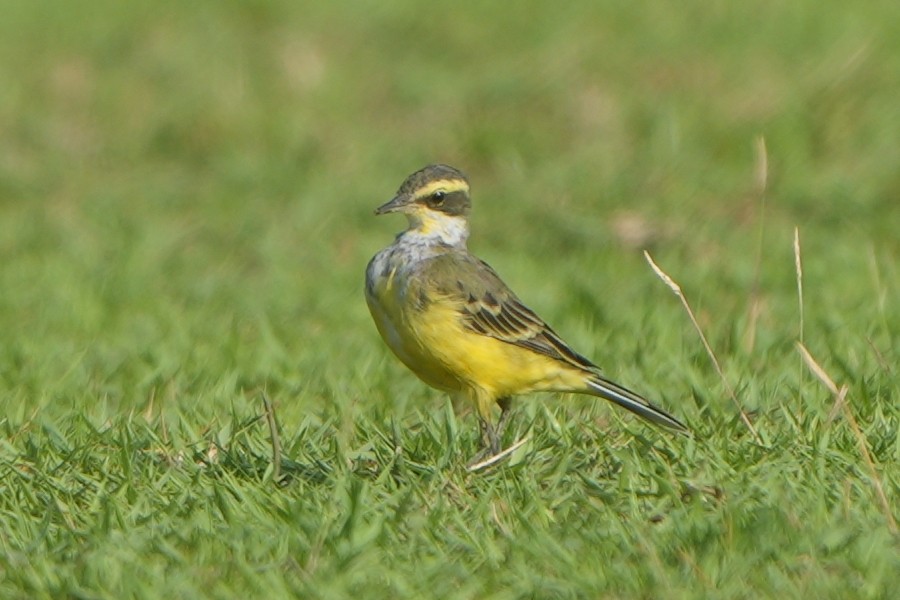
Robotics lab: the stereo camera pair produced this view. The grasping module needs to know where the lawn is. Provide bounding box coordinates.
[1,1,897,598]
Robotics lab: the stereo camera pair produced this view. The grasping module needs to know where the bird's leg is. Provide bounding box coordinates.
[469,399,513,464]
[480,417,501,456]
[495,397,513,441]
[466,391,507,466]
[465,416,501,467]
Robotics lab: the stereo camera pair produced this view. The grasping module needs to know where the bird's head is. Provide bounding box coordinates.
[375,164,471,245]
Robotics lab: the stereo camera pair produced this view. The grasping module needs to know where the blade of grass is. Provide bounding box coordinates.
[794,227,805,419]
[467,436,530,473]
[798,343,897,534]
[261,391,283,483]
[744,135,768,354]
[644,251,763,444]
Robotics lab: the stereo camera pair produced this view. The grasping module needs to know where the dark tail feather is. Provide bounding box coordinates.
[585,374,688,434]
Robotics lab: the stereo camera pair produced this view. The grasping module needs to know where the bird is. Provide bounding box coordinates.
[365,164,688,460]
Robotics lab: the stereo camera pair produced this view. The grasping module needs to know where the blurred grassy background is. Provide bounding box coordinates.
[1,1,897,598]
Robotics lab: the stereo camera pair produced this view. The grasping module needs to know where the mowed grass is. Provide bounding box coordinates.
[1,1,898,598]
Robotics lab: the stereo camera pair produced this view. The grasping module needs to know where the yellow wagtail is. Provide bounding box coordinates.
[365,164,688,458]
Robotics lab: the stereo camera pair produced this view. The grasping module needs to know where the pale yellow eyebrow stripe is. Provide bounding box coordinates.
[414,179,469,199]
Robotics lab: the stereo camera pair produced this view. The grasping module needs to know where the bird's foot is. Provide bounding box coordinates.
[466,436,529,472]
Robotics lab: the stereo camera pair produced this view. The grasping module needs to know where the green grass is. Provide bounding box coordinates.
[1,1,898,598]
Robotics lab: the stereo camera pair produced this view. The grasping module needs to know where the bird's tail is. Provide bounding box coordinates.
[585,374,688,434]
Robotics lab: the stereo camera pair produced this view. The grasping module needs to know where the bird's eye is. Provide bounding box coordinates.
[430,190,446,206]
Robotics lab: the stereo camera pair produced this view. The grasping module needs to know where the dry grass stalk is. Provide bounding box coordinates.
[467,436,530,472]
[744,135,769,354]
[644,251,763,444]
[797,343,898,534]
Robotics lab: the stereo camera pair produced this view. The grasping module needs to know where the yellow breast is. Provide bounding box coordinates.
[366,244,584,400]
[366,251,462,392]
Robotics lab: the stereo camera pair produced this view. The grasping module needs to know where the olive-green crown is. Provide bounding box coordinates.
[396,164,469,196]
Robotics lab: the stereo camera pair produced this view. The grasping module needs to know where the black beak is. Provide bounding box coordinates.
[374,194,411,215]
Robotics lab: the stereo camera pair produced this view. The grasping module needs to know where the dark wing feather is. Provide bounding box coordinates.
[428,253,596,372]
[422,252,689,433]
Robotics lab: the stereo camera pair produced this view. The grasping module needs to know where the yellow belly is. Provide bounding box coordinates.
[368,280,583,399]
[366,251,585,415]
[406,299,583,396]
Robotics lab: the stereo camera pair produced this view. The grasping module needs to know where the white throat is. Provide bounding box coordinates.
[402,214,469,249]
